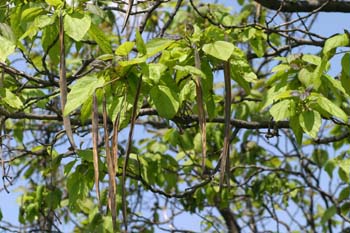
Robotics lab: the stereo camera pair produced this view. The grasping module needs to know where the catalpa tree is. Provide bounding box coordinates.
[0,0,350,232]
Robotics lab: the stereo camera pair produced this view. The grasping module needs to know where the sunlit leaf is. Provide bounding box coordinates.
[342,53,350,76]
[0,36,15,62]
[323,33,349,55]
[202,41,235,61]
[45,0,63,6]
[64,76,104,116]
[0,88,23,109]
[299,110,321,138]
[64,12,91,41]
[302,54,321,66]
[115,41,135,56]
[312,94,348,122]
[88,23,112,54]
[174,65,206,78]
[339,186,350,202]
[269,99,291,121]
[146,38,174,57]
[150,85,180,119]
[135,29,146,55]
[250,38,265,57]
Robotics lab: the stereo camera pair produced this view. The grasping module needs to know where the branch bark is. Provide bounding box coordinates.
[255,0,350,13]
[218,207,241,233]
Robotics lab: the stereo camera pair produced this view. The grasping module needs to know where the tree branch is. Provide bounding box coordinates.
[255,0,350,13]
[217,207,241,233]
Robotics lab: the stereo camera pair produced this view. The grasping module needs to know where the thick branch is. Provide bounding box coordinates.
[218,207,241,233]
[255,0,350,13]
[138,108,290,129]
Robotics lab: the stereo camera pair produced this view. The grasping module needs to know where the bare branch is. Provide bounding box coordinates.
[255,0,350,13]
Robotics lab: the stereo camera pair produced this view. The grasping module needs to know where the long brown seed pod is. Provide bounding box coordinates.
[92,92,100,208]
[122,76,142,232]
[193,44,207,174]
[103,93,117,231]
[111,113,119,231]
[220,60,232,190]
[59,10,76,151]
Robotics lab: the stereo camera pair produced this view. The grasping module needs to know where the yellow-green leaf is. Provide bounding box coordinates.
[316,95,348,122]
[299,110,321,138]
[269,99,291,121]
[64,76,104,116]
[88,23,112,54]
[0,36,15,62]
[64,12,91,41]
[0,88,23,109]
[323,33,349,55]
[45,0,63,7]
[150,85,179,119]
[202,41,235,61]
[115,41,135,56]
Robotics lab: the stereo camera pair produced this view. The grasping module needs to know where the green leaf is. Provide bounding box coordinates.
[0,23,15,42]
[341,202,350,216]
[119,56,147,67]
[179,81,195,103]
[299,110,321,138]
[45,187,62,209]
[324,159,336,178]
[135,30,146,55]
[80,96,92,124]
[21,7,46,23]
[77,149,93,162]
[86,3,105,18]
[269,99,291,121]
[0,88,23,109]
[314,94,348,122]
[250,38,265,57]
[311,59,327,90]
[35,15,56,28]
[0,36,15,62]
[341,53,350,95]
[42,24,59,65]
[45,0,63,6]
[231,60,252,93]
[64,12,91,41]
[338,186,350,202]
[88,23,112,54]
[338,158,350,182]
[150,85,180,119]
[322,74,348,97]
[64,76,104,116]
[298,68,313,87]
[64,160,76,176]
[115,41,135,56]
[146,38,174,57]
[312,149,328,167]
[146,63,167,84]
[174,65,206,78]
[302,54,321,66]
[320,205,336,225]
[202,41,235,61]
[323,33,349,55]
[21,15,56,40]
[67,164,93,210]
[341,74,350,97]
[342,53,350,76]
[271,64,290,73]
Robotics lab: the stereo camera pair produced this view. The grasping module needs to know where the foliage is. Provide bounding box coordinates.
[0,0,350,232]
